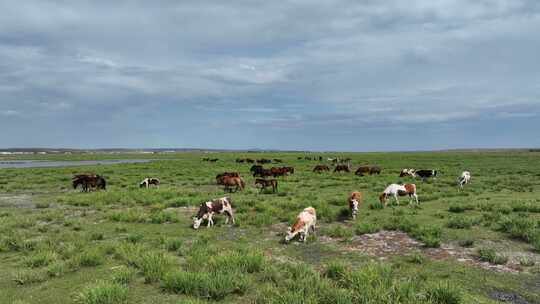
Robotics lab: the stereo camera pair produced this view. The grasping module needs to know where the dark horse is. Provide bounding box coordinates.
[72,174,106,192]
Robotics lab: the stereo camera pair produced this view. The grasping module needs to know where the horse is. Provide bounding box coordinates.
[313,165,330,173]
[220,176,245,192]
[216,172,240,184]
[334,165,350,173]
[255,178,278,193]
[72,174,106,192]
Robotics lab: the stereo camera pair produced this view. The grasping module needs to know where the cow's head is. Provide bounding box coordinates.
[379,193,387,205]
[192,216,204,229]
[350,199,359,216]
[284,227,295,242]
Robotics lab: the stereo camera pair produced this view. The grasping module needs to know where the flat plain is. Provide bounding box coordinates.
[0,151,539,304]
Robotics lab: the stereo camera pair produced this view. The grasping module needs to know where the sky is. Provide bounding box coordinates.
[1,0,539,151]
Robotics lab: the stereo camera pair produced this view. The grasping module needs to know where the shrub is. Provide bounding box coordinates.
[24,250,58,268]
[426,281,462,304]
[355,222,381,235]
[324,225,353,238]
[138,251,173,283]
[90,233,104,241]
[406,252,425,264]
[46,261,67,278]
[164,238,183,252]
[149,211,178,224]
[126,233,144,243]
[458,239,474,247]
[162,271,249,300]
[477,248,508,265]
[448,204,474,213]
[323,261,348,282]
[77,248,105,267]
[12,269,48,285]
[368,202,384,210]
[447,216,473,229]
[75,281,128,304]
[35,202,50,209]
[497,216,536,242]
[111,267,136,285]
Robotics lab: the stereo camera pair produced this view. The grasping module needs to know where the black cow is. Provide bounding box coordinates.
[415,170,438,181]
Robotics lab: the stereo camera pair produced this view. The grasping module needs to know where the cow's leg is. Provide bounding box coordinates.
[207,214,213,227]
[394,194,399,206]
[414,194,419,205]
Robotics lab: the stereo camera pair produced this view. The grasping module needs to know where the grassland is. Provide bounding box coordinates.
[0,151,539,304]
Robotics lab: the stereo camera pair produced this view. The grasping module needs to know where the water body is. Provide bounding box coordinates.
[0,159,153,169]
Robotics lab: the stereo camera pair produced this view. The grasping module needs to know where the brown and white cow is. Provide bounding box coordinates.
[399,169,416,177]
[193,197,235,229]
[285,207,317,242]
[379,183,418,206]
[348,191,363,219]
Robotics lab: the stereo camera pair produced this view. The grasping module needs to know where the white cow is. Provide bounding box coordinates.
[458,171,471,189]
[285,207,317,242]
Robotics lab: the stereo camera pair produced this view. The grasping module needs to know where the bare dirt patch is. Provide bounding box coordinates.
[0,194,35,208]
[321,230,531,273]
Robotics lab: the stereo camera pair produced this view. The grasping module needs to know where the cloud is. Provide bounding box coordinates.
[0,1,539,150]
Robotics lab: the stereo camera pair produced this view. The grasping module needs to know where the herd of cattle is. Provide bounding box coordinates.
[71,157,472,243]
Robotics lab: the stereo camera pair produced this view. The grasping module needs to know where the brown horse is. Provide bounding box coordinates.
[313,165,330,173]
[216,172,240,184]
[221,176,245,192]
[255,178,278,193]
[72,174,106,192]
[334,165,350,173]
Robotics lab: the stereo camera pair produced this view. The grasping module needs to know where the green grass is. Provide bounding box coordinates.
[1,151,540,303]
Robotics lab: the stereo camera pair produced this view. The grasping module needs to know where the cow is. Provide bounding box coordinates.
[246,158,255,163]
[313,165,330,173]
[193,197,235,229]
[273,158,283,163]
[458,171,471,189]
[236,158,245,163]
[139,177,160,188]
[379,183,418,206]
[399,169,416,178]
[334,164,350,173]
[283,167,294,174]
[348,191,363,219]
[257,158,272,164]
[285,207,317,243]
[209,158,219,162]
[415,169,437,181]
[255,178,278,193]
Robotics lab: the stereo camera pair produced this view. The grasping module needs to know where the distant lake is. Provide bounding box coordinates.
[0,159,153,169]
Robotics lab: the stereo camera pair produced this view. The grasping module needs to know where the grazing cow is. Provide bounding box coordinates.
[216,172,240,184]
[313,165,330,173]
[246,158,255,163]
[334,164,350,173]
[72,174,106,192]
[348,191,363,219]
[285,207,317,242]
[415,170,437,181]
[257,158,272,164]
[209,158,219,162]
[379,183,418,206]
[193,197,235,229]
[399,169,416,178]
[255,178,278,193]
[220,176,245,192]
[273,158,283,163]
[458,171,471,189]
[139,177,160,188]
